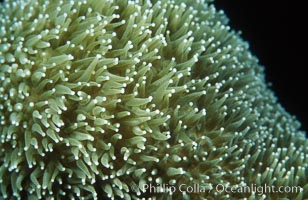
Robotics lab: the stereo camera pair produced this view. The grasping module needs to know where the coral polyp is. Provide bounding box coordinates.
[0,0,307,199]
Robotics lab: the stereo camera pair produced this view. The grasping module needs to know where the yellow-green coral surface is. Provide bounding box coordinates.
[0,0,307,199]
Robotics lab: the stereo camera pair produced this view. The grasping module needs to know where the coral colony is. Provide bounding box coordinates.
[0,0,307,199]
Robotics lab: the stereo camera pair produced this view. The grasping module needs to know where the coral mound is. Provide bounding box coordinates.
[0,0,307,199]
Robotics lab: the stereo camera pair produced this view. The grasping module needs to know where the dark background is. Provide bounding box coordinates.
[0,0,306,134]
[215,1,307,134]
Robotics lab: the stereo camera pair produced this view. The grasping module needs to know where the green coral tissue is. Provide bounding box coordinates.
[0,0,307,199]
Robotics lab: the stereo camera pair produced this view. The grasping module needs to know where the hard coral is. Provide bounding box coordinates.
[0,0,307,199]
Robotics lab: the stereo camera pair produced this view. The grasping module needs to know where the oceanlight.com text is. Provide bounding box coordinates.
[134,183,303,196]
